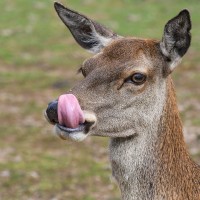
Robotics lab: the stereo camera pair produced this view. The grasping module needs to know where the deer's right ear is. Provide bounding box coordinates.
[160,10,191,74]
[54,2,118,54]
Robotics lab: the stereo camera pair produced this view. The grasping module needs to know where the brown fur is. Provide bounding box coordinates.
[73,39,200,199]
[49,4,200,199]
[155,77,200,199]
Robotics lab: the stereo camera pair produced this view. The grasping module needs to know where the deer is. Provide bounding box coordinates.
[45,2,200,200]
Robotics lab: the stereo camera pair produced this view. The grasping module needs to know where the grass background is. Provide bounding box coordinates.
[0,0,200,199]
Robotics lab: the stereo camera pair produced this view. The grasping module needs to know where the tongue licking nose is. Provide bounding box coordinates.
[58,94,85,128]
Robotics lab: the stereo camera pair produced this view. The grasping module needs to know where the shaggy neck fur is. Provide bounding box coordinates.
[109,77,200,200]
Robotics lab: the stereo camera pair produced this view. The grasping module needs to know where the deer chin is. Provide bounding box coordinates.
[54,123,88,141]
[54,110,97,142]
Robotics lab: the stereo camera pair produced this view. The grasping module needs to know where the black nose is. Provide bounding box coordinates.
[46,100,58,124]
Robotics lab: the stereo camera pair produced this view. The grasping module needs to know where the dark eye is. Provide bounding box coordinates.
[130,73,146,85]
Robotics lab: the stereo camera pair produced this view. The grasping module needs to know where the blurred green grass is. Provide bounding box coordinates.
[0,0,200,199]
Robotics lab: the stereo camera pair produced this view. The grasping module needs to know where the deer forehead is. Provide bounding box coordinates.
[83,38,163,77]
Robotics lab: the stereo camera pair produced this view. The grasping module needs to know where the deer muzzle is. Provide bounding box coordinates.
[45,100,59,124]
[45,94,97,141]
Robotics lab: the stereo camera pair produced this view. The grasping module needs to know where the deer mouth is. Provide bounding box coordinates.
[54,120,95,141]
[45,94,97,141]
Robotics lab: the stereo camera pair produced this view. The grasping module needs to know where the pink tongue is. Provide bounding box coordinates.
[58,94,85,128]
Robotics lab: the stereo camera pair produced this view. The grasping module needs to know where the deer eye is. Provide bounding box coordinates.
[128,73,147,85]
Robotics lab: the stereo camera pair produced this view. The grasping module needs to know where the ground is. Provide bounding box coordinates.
[0,0,200,199]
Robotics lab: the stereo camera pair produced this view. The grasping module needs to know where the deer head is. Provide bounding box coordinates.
[45,2,191,142]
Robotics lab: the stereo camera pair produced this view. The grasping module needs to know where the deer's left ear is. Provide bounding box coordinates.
[160,10,191,73]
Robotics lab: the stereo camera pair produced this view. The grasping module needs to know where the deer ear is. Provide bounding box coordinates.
[54,2,118,53]
[160,10,191,73]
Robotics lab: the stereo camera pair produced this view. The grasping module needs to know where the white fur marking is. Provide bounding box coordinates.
[160,42,182,71]
[54,125,87,141]
[169,56,182,71]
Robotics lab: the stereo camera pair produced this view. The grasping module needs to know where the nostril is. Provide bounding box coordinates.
[46,101,58,124]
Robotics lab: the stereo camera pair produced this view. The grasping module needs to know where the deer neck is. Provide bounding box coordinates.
[109,77,192,200]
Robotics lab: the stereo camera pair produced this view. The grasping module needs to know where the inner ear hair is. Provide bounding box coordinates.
[54,2,118,54]
[160,9,191,73]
